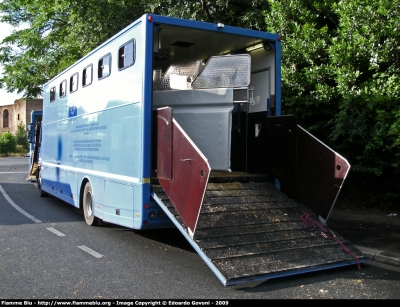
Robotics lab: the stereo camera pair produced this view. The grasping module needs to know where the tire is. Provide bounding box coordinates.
[82,181,98,226]
[37,168,48,197]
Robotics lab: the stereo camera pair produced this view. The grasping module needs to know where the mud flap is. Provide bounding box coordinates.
[156,107,211,237]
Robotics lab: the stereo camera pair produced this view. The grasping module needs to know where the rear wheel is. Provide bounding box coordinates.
[83,181,98,226]
[37,168,48,197]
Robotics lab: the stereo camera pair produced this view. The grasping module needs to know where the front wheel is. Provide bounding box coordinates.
[82,181,98,226]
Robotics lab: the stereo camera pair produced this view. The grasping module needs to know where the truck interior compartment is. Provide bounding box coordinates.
[151,24,268,174]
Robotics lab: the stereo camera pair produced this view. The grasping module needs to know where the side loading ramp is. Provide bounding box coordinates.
[26,121,41,182]
[151,107,369,287]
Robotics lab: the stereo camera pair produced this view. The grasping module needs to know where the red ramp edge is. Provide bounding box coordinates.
[157,107,210,237]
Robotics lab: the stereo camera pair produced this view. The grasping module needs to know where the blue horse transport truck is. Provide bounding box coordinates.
[29,14,368,286]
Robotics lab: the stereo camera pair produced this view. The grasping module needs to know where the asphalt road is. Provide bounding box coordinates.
[1,157,400,300]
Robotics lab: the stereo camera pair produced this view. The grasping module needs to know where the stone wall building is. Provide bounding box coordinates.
[0,99,43,135]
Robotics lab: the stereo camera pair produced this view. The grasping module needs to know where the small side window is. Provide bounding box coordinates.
[59,80,67,97]
[50,86,56,102]
[82,64,93,87]
[70,73,79,93]
[98,53,111,79]
[118,40,135,70]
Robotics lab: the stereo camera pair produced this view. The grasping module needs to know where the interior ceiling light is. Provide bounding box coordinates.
[245,43,264,52]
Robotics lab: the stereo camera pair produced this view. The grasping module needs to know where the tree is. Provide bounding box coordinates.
[265,0,340,140]
[147,0,270,30]
[15,121,28,150]
[0,0,146,98]
[0,132,17,155]
[264,0,400,208]
[327,0,400,207]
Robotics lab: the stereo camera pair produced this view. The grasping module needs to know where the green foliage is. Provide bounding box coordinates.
[15,121,29,150]
[265,0,340,140]
[0,0,146,98]
[265,0,400,208]
[0,132,17,155]
[328,0,400,207]
[147,0,269,29]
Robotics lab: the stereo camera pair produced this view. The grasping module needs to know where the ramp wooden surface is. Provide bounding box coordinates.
[152,171,369,286]
[26,162,38,181]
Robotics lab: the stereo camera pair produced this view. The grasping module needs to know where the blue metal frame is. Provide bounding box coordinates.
[28,110,42,169]
[150,14,279,41]
[142,14,155,203]
[148,13,282,114]
[275,39,282,115]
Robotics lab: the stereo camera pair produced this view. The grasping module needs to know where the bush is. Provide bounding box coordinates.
[264,0,400,209]
[0,132,17,155]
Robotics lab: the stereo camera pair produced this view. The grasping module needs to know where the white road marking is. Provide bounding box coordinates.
[0,182,106,259]
[0,184,42,223]
[78,245,104,258]
[46,227,66,236]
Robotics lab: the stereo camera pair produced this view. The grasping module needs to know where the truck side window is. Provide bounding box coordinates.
[98,53,111,79]
[50,86,56,102]
[70,73,78,93]
[82,64,93,87]
[118,40,135,70]
[59,80,67,97]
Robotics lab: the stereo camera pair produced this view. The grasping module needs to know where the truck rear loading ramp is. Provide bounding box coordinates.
[152,172,368,286]
[151,109,369,286]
